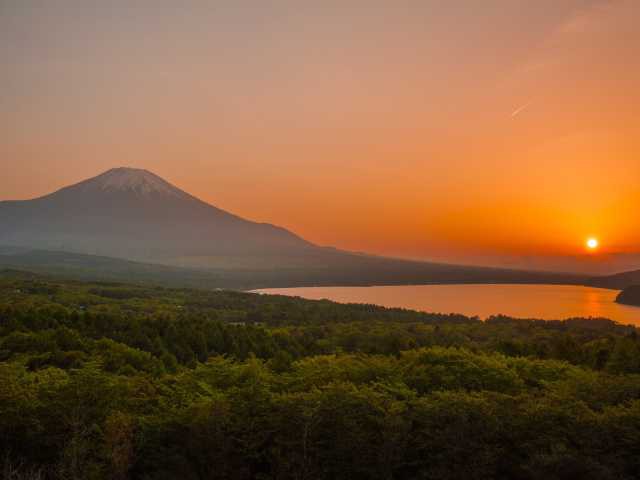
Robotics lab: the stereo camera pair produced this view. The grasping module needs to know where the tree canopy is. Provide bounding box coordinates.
[1,271,640,479]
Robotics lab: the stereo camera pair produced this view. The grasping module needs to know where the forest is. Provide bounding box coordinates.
[2,270,640,479]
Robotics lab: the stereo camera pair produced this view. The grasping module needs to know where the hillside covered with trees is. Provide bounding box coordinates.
[1,270,640,479]
[616,285,640,307]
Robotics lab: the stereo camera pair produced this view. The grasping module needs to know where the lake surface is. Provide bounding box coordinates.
[256,284,640,326]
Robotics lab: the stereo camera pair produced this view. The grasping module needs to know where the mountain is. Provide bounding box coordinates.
[589,269,640,290]
[0,167,589,288]
[0,168,313,262]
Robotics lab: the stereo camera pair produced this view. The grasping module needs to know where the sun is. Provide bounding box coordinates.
[586,238,599,250]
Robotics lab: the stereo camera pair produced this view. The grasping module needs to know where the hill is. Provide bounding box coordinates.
[0,247,587,290]
[616,285,640,307]
[588,268,640,290]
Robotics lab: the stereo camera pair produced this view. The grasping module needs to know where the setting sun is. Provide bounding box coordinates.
[586,238,599,250]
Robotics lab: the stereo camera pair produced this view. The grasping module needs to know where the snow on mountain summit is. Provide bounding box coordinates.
[73,167,189,198]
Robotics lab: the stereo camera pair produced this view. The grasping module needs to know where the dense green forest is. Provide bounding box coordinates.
[2,270,640,479]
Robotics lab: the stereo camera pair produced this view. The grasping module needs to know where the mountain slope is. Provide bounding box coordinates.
[0,168,312,261]
[615,286,640,307]
[589,269,640,290]
[0,247,587,290]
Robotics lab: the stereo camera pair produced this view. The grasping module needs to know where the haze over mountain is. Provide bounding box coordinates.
[0,167,587,288]
[589,268,640,291]
[0,168,313,264]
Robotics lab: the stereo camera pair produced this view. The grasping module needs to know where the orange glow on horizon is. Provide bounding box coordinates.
[1,1,639,274]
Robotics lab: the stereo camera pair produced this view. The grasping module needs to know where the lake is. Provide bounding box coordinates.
[256,284,640,326]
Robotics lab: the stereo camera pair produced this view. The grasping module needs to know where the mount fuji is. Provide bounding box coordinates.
[0,167,586,287]
[0,167,313,263]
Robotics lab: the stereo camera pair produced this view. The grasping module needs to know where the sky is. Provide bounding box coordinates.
[1,0,639,273]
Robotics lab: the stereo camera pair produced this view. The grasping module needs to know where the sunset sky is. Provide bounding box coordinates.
[2,1,639,273]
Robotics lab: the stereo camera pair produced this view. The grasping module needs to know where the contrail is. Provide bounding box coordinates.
[511,101,533,118]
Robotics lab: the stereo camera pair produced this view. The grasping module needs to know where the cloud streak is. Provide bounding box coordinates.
[511,101,533,118]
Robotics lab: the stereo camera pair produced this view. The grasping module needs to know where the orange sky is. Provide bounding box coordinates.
[1,1,639,273]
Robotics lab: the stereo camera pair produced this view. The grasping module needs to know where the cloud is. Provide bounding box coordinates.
[511,101,533,118]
